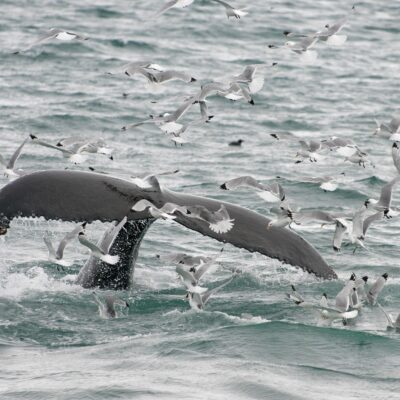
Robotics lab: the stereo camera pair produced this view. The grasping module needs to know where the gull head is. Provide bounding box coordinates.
[364,198,377,208]
[284,41,296,48]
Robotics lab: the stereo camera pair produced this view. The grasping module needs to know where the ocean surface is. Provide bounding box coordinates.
[1,0,400,398]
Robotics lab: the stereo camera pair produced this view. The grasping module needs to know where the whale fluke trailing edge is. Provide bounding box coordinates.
[0,170,337,289]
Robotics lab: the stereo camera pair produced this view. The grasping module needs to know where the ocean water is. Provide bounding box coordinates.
[1,0,400,398]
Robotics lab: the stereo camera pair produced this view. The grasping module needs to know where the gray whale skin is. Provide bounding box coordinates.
[0,170,337,289]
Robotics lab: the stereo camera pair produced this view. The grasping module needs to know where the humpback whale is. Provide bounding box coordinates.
[0,170,337,289]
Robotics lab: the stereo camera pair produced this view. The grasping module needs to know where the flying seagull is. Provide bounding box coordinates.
[14,28,88,54]
[0,137,29,178]
[78,217,128,265]
[43,224,84,267]
[220,176,285,203]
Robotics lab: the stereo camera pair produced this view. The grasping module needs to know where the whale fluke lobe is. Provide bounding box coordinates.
[0,170,337,288]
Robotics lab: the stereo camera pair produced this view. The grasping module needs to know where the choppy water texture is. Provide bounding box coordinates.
[1,0,400,399]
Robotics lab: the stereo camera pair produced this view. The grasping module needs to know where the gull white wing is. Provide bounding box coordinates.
[43,234,57,259]
[154,70,195,83]
[391,142,400,174]
[362,212,383,239]
[193,260,214,281]
[56,224,84,259]
[220,176,269,191]
[377,304,395,328]
[7,138,28,170]
[333,218,349,251]
[377,176,400,209]
[15,28,61,53]
[201,276,234,305]
[99,216,128,254]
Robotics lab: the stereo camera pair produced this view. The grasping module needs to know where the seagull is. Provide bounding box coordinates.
[78,217,128,265]
[298,174,345,192]
[185,204,234,233]
[391,142,400,173]
[378,304,400,330]
[335,273,356,312]
[318,293,359,322]
[0,137,29,178]
[286,284,306,306]
[187,276,235,310]
[130,169,179,189]
[321,137,367,159]
[332,218,350,252]
[14,28,88,54]
[321,136,355,149]
[269,35,319,63]
[93,292,129,319]
[365,176,400,216]
[314,6,355,45]
[292,210,338,226]
[267,203,296,229]
[123,63,196,85]
[176,260,214,293]
[284,6,355,46]
[333,204,384,253]
[30,134,88,164]
[220,176,285,203]
[43,224,84,268]
[344,151,373,168]
[295,140,323,163]
[56,137,114,160]
[374,115,400,137]
[229,64,269,94]
[367,273,388,306]
[333,210,383,253]
[346,204,370,252]
[218,82,255,105]
[122,97,195,134]
[131,199,187,220]
[154,0,195,18]
[210,0,248,19]
[167,114,214,145]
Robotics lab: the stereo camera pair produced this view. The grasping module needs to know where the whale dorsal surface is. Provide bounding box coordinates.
[0,170,337,288]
